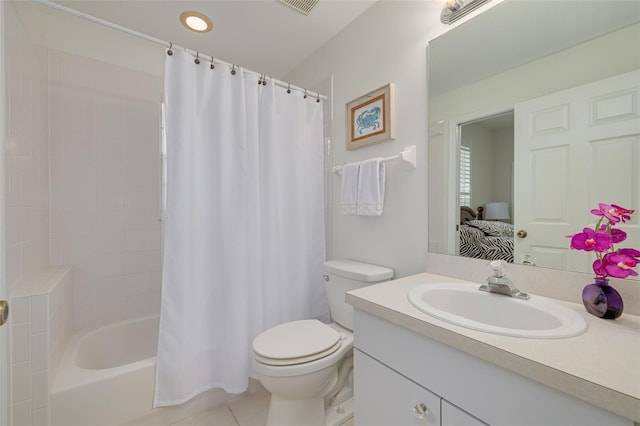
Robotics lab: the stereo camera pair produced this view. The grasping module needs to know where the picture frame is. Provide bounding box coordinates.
[345,83,396,150]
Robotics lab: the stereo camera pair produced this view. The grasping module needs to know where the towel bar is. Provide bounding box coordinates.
[332,145,417,175]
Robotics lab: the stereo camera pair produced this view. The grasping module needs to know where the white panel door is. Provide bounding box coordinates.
[514,70,640,273]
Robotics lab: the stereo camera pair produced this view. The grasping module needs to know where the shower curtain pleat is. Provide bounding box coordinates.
[154,50,329,407]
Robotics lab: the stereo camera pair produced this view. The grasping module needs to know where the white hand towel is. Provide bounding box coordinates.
[340,162,359,215]
[356,158,386,216]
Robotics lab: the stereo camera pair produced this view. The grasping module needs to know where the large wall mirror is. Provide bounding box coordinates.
[428,0,640,279]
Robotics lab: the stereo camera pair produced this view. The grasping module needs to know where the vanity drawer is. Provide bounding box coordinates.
[442,400,488,426]
[354,349,440,426]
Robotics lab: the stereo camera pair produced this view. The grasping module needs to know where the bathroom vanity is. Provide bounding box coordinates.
[346,273,640,425]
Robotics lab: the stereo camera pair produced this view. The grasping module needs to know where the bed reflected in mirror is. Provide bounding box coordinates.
[456,111,515,263]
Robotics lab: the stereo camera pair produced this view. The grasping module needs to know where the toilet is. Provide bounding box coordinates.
[252,259,393,426]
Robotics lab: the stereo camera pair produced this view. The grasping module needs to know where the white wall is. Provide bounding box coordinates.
[285,0,502,277]
[42,6,165,330]
[286,1,441,277]
[5,0,165,330]
[461,123,514,220]
[493,127,513,216]
[4,2,164,423]
[4,1,54,424]
[461,125,493,211]
[5,0,51,297]
[45,6,163,78]
[48,48,163,330]
[429,22,640,140]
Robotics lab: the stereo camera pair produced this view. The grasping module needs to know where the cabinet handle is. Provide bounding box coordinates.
[413,403,428,420]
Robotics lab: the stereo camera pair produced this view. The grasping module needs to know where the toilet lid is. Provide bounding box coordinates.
[253,320,342,365]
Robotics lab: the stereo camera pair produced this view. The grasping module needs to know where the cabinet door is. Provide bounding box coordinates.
[354,349,441,426]
[442,400,488,426]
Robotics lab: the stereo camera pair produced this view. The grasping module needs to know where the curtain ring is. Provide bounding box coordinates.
[194,52,200,65]
[167,42,173,56]
[210,57,215,70]
[287,83,291,94]
[231,64,237,75]
[316,92,321,103]
[303,89,307,99]
[258,74,263,86]
[262,75,267,86]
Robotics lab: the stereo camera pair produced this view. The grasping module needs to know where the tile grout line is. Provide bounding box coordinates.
[226,401,242,426]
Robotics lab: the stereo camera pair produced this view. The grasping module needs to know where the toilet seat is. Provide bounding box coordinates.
[253,319,342,366]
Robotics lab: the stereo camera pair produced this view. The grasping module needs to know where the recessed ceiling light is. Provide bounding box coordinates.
[180,11,213,33]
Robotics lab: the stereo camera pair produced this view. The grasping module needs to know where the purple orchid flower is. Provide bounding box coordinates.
[573,203,637,281]
[592,258,608,277]
[591,203,635,224]
[598,225,627,244]
[619,248,640,259]
[609,228,627,244]
[569,228,612,252]
[600,252,639,278]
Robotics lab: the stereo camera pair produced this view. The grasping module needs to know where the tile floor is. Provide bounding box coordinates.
[171,385,271,426]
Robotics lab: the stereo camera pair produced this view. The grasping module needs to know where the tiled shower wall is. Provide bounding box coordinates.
[9,0,165,331]
[49,50,164,330]
[5,1,165,329]
[5,2,164,424]
[10,266,73,426]
[5,1,54,424]
[5,0,50,297]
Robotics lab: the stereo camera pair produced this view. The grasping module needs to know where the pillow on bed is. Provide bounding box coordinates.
[460,206,477,224]
[466,220,514,237]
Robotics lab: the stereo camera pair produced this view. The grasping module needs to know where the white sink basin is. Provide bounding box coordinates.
[407,282,587,339]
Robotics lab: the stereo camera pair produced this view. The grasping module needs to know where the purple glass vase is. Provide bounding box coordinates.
[581,277,624,319]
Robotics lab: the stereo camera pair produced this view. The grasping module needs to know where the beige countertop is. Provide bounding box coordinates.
[346,273,640,422]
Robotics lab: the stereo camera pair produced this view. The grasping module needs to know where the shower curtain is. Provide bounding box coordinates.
[154,50,329,406]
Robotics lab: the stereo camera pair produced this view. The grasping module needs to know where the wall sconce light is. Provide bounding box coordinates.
[441,0,492,24]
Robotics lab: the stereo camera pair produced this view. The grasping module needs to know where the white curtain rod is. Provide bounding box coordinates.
[32,0,327,101]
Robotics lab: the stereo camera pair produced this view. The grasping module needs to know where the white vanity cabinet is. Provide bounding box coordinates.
[355,348,487,426]
[441,401,487,426]
[353,309,633,426]
[355,349,441,425]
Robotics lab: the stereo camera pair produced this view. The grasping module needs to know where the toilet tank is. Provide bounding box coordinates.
[323,259,393,330]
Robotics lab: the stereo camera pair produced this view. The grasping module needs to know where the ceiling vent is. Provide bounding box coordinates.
[279,0,320,16]
[441,0,491,24]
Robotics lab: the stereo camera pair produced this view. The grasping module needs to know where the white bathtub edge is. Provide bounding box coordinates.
[51,314,160,393]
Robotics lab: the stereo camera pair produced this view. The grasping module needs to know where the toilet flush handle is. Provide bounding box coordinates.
[322,275,330,282]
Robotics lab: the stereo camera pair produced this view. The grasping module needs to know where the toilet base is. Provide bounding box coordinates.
[266,394,325,426]
[265,394,353,426]
[326,396,353,426]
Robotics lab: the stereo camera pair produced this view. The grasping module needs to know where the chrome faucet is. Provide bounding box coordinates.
[479,260,530,300]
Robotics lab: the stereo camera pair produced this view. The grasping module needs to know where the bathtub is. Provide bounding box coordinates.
[51,315,232,426]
